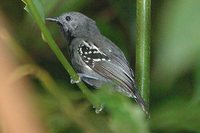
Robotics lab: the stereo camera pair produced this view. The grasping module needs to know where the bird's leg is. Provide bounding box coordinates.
[70,73,99,84]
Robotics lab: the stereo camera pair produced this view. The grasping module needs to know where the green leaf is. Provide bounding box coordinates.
[21,0,30,13]
[32,0,45,21]
[22,0,45,22]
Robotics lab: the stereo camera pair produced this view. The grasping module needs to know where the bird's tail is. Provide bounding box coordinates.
[133,90,149,117]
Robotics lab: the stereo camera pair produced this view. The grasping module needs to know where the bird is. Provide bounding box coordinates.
[46,12,148,115]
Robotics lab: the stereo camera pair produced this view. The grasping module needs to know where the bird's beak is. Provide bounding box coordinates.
[46,17,61,25]
[46,17,69,32]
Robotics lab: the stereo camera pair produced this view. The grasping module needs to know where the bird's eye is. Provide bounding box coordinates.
[65,16,71,21]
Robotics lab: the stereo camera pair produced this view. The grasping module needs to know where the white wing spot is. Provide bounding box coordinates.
[93,59,102,61]
[82,41,106,56]
[79,48,83,55]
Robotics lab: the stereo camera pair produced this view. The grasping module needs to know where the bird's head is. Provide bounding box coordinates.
[46,12,100,39]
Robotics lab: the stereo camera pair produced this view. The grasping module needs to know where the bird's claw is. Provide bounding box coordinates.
[93,104,104,114]
[70,76,81,84]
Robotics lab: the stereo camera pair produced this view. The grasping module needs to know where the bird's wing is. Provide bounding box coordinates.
[77,39,135,96]
[77,39,147,113]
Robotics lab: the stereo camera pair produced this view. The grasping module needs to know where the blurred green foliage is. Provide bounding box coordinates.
[1,0,200,133]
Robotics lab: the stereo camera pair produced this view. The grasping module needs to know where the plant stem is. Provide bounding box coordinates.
[136,0,151,107]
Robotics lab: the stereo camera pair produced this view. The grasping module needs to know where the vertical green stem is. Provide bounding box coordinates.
[136,0,151,107]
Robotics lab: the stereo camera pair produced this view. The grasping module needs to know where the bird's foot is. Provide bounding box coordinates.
[70,76,81,84]
[93,104,104,114]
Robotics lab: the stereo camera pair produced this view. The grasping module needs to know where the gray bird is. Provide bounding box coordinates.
[46,12,148,114]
